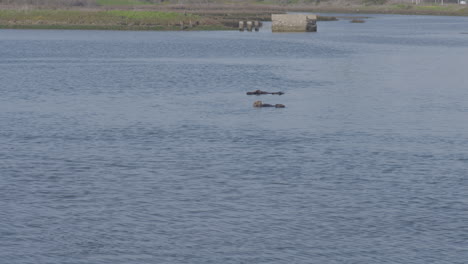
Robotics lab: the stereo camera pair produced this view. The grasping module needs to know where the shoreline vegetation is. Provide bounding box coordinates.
[0,1,467,31]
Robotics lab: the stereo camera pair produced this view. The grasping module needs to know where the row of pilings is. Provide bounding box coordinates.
[179,20,200,30]
[239,21,261,32]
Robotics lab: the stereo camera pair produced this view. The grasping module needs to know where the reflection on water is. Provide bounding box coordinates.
[1,14,468,264]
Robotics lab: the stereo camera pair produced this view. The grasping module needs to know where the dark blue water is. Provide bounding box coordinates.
[1,14,467,264]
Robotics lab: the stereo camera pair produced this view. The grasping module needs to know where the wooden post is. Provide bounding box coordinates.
[180,21,184,30]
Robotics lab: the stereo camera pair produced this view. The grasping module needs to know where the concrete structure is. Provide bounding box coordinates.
[246,21,253,32]
[239,21,261,32]
[239,21,244,31]
[272,14,317,32]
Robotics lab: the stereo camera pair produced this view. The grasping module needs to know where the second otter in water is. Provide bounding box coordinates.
[247,90,284,95]
[253,101,285,108]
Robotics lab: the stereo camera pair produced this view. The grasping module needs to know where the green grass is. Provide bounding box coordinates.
[387,4,468,14]
[0,24,231,31]
[413,5,459,12]
[107,10,194,20]
[391,4,413,10]
[0,9,232,31]
[0,10,199,24]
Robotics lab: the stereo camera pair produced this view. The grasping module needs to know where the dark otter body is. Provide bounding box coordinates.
[247,90,284,95]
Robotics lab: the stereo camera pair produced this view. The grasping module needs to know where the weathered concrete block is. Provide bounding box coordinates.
[246,21,253,32]
[272,14,317,32]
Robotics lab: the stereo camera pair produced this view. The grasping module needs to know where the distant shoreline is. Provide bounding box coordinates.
[0,3,467,31]
[296,3,468,17]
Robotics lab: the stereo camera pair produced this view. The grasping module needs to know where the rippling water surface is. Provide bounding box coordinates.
[1,14,467,264]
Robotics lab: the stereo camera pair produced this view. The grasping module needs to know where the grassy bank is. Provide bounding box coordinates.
[0,9,339,30]
[0,24,228,30]
[1,2,467,31]
[298,3,468,16]
[0,9,232,30]
[95,2,468,17]
[270,3,468,16]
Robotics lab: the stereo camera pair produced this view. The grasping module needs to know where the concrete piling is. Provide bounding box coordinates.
[306,19,317,32]
[246,21,253,32]
[240,20,261,32]
[239,21,244,31]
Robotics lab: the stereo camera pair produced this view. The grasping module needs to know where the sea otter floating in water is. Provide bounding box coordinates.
[253,101,285,108]
[246,90,284,95]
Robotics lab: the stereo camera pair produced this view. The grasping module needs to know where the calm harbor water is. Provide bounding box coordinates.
[1,14,467,264]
